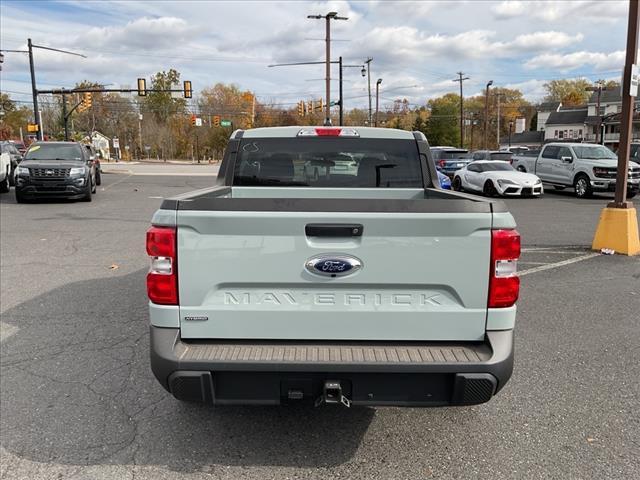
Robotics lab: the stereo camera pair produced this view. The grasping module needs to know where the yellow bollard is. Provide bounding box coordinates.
[592,207,640,255]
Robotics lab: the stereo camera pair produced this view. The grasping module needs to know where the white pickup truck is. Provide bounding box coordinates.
[511,142,640,198]
[147,126,520,408]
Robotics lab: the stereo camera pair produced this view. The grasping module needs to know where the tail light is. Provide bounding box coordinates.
[297,127,359,137]
[146,226,178,305]
[438,159,446,168]
[488,229,520,308]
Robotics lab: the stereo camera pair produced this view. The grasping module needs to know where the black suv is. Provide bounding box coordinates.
[15,141,97,202]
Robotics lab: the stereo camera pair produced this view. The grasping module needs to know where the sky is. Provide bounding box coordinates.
[0,0,631,112]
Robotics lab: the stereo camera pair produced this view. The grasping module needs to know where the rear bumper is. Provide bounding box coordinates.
[150,326,514,407]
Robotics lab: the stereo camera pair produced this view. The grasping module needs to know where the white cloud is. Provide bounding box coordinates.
[492,0,627,23]
[525,50,625,72]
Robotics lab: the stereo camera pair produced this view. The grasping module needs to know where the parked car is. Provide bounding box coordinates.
[453,160,543,197]
[83,144,102,185]
[510,142,640,198]
[470,150,514,162]
[9,140,28,155]
[430,147,472,178]
[1,141,23,186]
[147,126,520,407]
[437,170,451,189]
[0,149,11,193]
[14,141,97,202]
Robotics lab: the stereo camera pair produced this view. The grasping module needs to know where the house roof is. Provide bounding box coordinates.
[588,89,622,104]
[545,109,588,126]
[499,130,544,145]
[538,101,561,112]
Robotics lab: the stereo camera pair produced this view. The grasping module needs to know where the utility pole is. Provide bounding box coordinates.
[62,90,68,140]
[592,0,640,256]
[611,0,638,209]
[496,92,506,148]
[27,39,41,140]
[586,82,609,144]
[339,56,343,126]
[375,78,382,126]
[484,80,494,149]
[308,12,348,126]
[365,57,373,125]
[452,72,469,148]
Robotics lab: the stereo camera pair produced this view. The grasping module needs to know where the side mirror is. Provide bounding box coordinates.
[561,156,573,163]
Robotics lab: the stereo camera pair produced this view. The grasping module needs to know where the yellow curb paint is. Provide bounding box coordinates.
[592,207,640,256]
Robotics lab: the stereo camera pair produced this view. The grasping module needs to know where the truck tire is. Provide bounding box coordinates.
[573,174,592,198]
[516,166,526,173]
[483,180,497,197]
[95,169,102,186]
[628,189,638,199]
[452,176,463,191]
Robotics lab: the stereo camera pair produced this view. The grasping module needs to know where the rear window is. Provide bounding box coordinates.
[233,138,423,188]
[489,152,513,161]
[431,149,469,160]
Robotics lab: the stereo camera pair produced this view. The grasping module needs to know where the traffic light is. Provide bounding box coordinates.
[190,114,197,126]
[297,101,304,117]
[213,115,220,127]
[83,92,92,109]
[137,78,147,96]
[183,80,192,99]
[315,98,323,112]
[307,101,313,114]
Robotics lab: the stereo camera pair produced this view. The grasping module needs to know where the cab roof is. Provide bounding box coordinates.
[236,126,415,140]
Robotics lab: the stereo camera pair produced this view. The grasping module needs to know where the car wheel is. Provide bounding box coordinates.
[452,176,462,191]
[483,180,498,197]
[15,191,26,203]
[627,189,638,199]
[573,174,592,198]
[8,165,16,187]
[82,178,93,202]
[516,166,526,172]
[95,169,102,186]
[553,185,565,190]
[91,175,97,194]
[0,170,9,193]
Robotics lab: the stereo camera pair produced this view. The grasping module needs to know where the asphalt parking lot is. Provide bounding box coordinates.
[1,171,639,480]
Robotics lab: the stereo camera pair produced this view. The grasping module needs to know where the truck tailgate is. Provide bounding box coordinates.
[177,208,491,341]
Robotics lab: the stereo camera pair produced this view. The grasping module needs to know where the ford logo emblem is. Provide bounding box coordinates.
[45,169,54,176]
[304,254,362,277]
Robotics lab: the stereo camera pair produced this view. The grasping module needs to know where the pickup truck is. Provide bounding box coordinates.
[511,142,640,198]
[147,126,520,408]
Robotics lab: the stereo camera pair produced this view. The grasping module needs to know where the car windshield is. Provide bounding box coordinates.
[572,146,617,160]
[478,163,514,172]
[24,144,84,161]
[233,138,423,188]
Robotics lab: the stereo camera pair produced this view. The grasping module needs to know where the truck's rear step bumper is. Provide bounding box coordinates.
[150,327,513,407]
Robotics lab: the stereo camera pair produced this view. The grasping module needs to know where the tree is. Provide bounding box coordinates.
[425,93,460,146]
[145,69,187,123]
[543,79,592,106]
[0,93,31,140]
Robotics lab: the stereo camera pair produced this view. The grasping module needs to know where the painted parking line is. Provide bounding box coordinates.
[519,252,600,276]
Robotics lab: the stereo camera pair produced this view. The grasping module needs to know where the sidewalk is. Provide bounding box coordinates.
[101,162,219,176]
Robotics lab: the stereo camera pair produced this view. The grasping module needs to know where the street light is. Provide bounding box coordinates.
[365,58,373,124]
[375,78,382,127]
[484,80,493,149]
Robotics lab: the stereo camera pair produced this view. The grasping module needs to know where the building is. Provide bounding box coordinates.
[499,130,544,150]
[543,106,588,142]
[584,90,640,150]
[536,102,561,131]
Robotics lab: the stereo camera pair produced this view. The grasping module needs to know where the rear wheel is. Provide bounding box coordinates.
[628,189,638,199]
[574,174,592,198]
[452,176,462,191]
[483,180,498,197]
[95,169,102,186]
[516,166,526,172]
[15,191,27,203]
[91,174,97,194]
